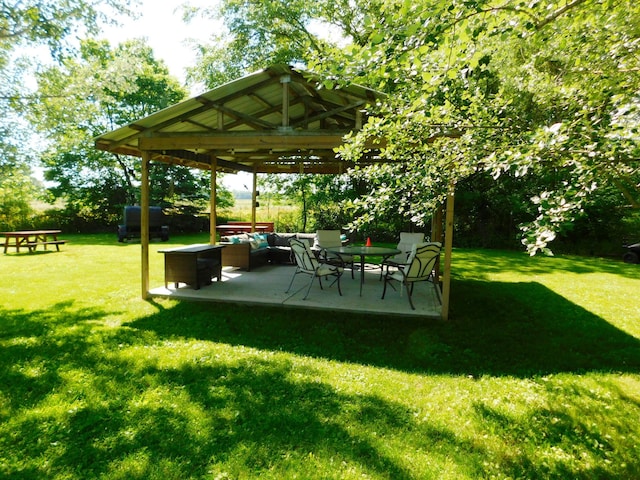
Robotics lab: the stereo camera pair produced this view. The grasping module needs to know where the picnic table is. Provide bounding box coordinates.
[1,230,66,254]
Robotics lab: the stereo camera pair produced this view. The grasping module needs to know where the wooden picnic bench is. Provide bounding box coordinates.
[216,224,271,235]
[1,230,67,253]
[226,221,274,232]
[26,239,67,251]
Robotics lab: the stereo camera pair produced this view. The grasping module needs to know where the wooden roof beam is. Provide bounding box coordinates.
[248,92,274,110]
[139,133,350,151]
[104,103,215,149]
[196,97,277,130]
[148,149,259,174]
[292,100,365,129]
[184,118,217,132]
[221,99,301,130]
[195,76,275,107]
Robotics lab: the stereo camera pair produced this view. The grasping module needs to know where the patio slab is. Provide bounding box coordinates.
[149,264,442,319]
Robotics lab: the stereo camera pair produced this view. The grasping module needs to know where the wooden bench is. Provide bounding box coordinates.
[226,221,274,232]
[26,240,67,252]
[216,224,272,235]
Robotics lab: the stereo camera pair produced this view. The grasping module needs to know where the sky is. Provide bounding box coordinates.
[102,0,218,88]
[100,0,251,190]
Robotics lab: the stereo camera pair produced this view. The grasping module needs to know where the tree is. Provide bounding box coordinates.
[21,38,226,230]
[0,53,41,230]
[186,0,384,88]
[187,0,639,253]
[0,0,136,58]
[262,173,361,232]
[0,0,137,229]
[0,110,42,230]
[310,0,640,254]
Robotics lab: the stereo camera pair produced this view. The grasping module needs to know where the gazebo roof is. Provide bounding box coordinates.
[94,64,386,175]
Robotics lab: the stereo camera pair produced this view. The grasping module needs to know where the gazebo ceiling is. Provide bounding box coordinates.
[94,64,388,174]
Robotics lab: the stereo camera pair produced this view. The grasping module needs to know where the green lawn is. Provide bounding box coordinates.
[1,233,639,479]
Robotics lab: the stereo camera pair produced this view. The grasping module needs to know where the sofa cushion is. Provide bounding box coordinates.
[269,233,297,247]
[228,233,252,244]
[252,232,269,249]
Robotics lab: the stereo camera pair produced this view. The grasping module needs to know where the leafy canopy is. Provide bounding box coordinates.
[186,0,384,88]
[0,0,137,228]
[311,0,640,253]
[0,0,136,59]
[20,39,221,224]
[186,0,640,252]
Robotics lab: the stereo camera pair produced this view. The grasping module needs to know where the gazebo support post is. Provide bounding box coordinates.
[431,205,444,243]
[251,165,258,231]
[441,185,455,321]
[210,155,217,244]
[281,74,290,128]
[431,205,444,284]
[141,151,151,299]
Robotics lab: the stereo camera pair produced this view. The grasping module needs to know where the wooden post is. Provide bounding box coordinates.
[251,165,258,231]
[141,151,151,299]
[281,74,290,128]
[441,185,455,321]
[431,205,444,243]
[431,205,444,287]
[210,155,217,244]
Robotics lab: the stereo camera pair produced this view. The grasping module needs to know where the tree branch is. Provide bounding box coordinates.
[446,4,539,32]
[535,0,590,30]
[611,177,640,209]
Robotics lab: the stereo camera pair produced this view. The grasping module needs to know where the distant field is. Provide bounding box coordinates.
[30,198,65,212]
[221,197,301,231]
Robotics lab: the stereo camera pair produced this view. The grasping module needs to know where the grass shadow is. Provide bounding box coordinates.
[0,302,120,411]
[3,289,639,478]
[0,305,470,479]
[470,375,640,478]
[127,279,640,377]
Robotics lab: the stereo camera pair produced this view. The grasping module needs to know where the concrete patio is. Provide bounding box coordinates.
[149,263,442,319]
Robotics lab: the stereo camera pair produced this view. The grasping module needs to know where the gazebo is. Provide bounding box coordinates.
[94,65,455,319]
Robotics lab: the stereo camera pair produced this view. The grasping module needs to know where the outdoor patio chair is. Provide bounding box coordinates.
[381,242,441,310]
[286,238,344,300]
[379,232,426,279]
[315,229,354,278]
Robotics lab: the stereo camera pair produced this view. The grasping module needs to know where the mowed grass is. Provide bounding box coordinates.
[1,233,639,479]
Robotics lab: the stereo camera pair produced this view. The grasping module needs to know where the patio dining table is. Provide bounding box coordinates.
[326,245,400,296]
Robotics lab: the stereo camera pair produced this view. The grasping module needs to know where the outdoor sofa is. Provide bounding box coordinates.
[219,232,317,271]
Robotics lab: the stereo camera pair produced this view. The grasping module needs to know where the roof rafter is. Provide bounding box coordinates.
[94,65,387,175]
